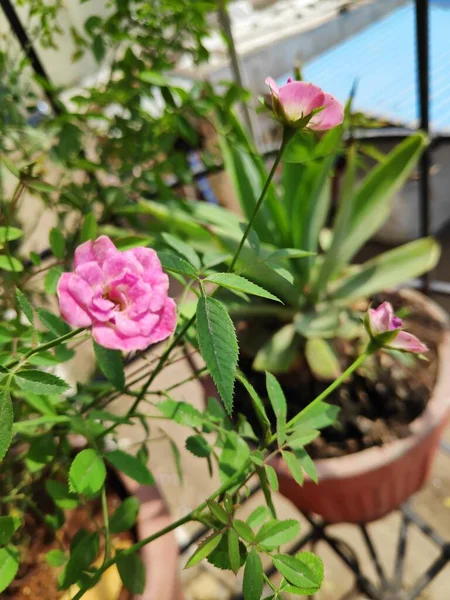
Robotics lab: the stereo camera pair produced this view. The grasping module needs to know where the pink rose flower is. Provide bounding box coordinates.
[57,236,177,351]
[364,301,427,354]
[265,77,344,130]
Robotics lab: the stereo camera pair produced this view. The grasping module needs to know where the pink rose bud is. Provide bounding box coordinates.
[57,236,177,351]
[364,301,427,354]
[265,77,344,130]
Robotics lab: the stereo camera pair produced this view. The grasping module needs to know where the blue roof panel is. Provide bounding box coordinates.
[280,1,450,133]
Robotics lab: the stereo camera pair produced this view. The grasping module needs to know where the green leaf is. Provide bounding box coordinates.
[236,371,271,437]
[205,273,281,303]
[110,497,140,533]
[26,180,56,193]
[330,238,441,301]
[16,289,33,325]
[93,341,125,391]
[69,449,106,496]
[272,552,321,589]
[185,435,211,458]
[80,213,97,242]
[44,266,63,294]
[286,428,320,448]
[233,520,254,543]
[0,255,23,272]
[169,439,183,484]
[161,232,201,270]
[243,549,263,600]
[255,519,300,548]
[115,235,153,250]
[158,399,203,427]
[196,297,238,416]
[282,451,304,486]
[117,552,145,594]
[0,517,16,546]
[46,480,78,510]
[1,156,20,178]
[305,338,341,381]
[207,500,229,525]
[0,546,19,593]
[253,324,297,374]
[0,227,22,244]
[49,227,66,259]
[294,401,340,431]
[207,534,247,571]
[246,506,269,528]
[106,449,154,486]
[15,370,70,395]
[281,551,324,595]
[37,308,71,336]
[228,528,240,573]
[158,250,198,278]
[25,434,56,472]
[92,34,105,62]
[219,431,250,484]
[140,70,169,86]
[59,530,99,589]
[185,533,223,569]
[0,390,14,462]
[295,448,318,483]
[264,464,279,492]
[45,549,67,567]
[265,372,287,445]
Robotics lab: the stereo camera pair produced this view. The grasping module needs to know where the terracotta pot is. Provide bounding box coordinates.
[120,476,184,600]
[272,291,450,524]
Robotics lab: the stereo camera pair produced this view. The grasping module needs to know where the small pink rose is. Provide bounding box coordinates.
[265,77,344,130]
[57,236,176,351]
[364,301,427,354]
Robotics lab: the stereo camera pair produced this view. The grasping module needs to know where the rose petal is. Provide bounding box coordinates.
[74,235,117,269]
[57,273,93,328]
[265,77,280,98]
[75,261,105,289]
[92,323,152,351]
[369,302,395,335]
[145,298,177,345]
[389,331,428,354]
[309,92,344,131]
[278,81,324,123]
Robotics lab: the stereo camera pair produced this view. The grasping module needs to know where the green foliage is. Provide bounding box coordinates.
[69,450,106,497]
[15,370,70,395]
[0,390,13,462]
[93,341,125,391]
[0,546,20,593]
[117,553,146,594]
[106,450,154,486]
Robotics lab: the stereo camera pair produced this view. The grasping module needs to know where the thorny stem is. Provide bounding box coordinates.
[7,327,84,369]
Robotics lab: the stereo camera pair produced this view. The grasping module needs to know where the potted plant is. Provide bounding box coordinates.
[136,77,448,524]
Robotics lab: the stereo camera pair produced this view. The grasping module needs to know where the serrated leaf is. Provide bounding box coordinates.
[207,534,247,571]
[207,500,229,524]
[272,553,321,589]
[286,428,320,449]
[110,497,140,533]
[264,464,279,492]
[294,400,340,431]
[205,273,281,303]
[228,529,240,574]
[0,390,14,462]
[44,266,63,294]
[305,338,341,381]
[46,480,78,509]
[0,517,15,546]
[0,255,23,272]
[0,227,22,244]
[282,451,304,486]
[80,213,97,242]
[59,531,99,589]
[295,448,318,483]
[49,228,66,259]
[219,431,250,484]
[37,308,71,336]
[158,251,198,278]
[161,233,201,270]
[185,435,210,458]
[233,520,254,543]
[106,449,154,486]
[244,549,263,600]
[0,546,19,593]
[16,289,33,325]
[236,371,271,437]
[93,341,125,391]
[45,549,67,567]
[158,399,203,427]
[15,370,70,395]
[281,551,324,595]
[196,297,238,415]
[255,519,300,549]
[69,449,106,497]
[246,506,269,528]
[117,552,145,594]
[185,533,223,569]
[265,372,287,445]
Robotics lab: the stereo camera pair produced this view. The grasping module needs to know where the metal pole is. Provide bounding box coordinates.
[415,0,430,291]
[0,0,60,115]
[217,0,255,141]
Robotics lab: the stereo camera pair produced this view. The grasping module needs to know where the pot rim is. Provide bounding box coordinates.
[274,289,450,481]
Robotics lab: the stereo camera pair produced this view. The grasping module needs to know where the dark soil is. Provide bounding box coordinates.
[5,475,133,600]
[234,292,446,459]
